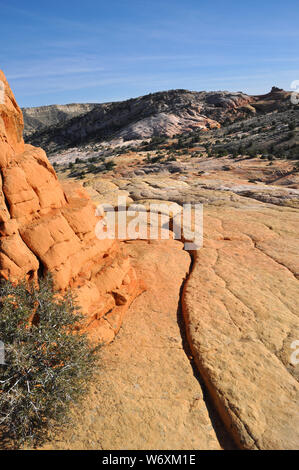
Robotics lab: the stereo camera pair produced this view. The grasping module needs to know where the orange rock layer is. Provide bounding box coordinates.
[0,71,142,343]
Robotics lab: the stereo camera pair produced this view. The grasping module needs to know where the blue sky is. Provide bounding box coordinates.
[1,0,299,107]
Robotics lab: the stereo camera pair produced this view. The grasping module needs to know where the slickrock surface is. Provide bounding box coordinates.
[0,71,141,343]
[42,238,232,450]
[84,172,299,449]
[183,200,299,449]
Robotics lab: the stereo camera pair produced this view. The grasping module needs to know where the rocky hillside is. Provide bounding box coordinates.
[24,87,294,154]
[22,102,97,138]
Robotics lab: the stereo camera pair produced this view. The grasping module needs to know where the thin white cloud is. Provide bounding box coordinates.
[7,66,106,80]
[6,53,299,82]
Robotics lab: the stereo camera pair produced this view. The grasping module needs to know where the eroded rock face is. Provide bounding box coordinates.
[0,71,141,343]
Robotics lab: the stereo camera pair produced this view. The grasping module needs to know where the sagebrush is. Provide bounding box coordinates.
[0,275,99,448]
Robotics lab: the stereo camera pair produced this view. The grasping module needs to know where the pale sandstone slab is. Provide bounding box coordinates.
[102,174,299,449]
[183,202,299,449]
[42,239,228,450]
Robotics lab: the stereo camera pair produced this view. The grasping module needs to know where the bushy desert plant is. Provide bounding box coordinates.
[105,160,116,171]
[0,275,99,448]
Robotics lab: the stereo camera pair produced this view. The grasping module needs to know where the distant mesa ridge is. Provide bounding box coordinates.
[22,102,98,137]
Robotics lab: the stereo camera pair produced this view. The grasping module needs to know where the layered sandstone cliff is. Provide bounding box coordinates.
[0,71,141,343]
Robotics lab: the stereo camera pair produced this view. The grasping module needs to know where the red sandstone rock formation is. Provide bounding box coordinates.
[0,71,142,343]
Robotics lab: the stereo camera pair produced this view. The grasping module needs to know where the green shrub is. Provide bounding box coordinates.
[166,155,177,162]
[0,275,99,448]
[146,154,164,164]
[88,156,98,163]
[86,163,102,174]
[105,160,116,171]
